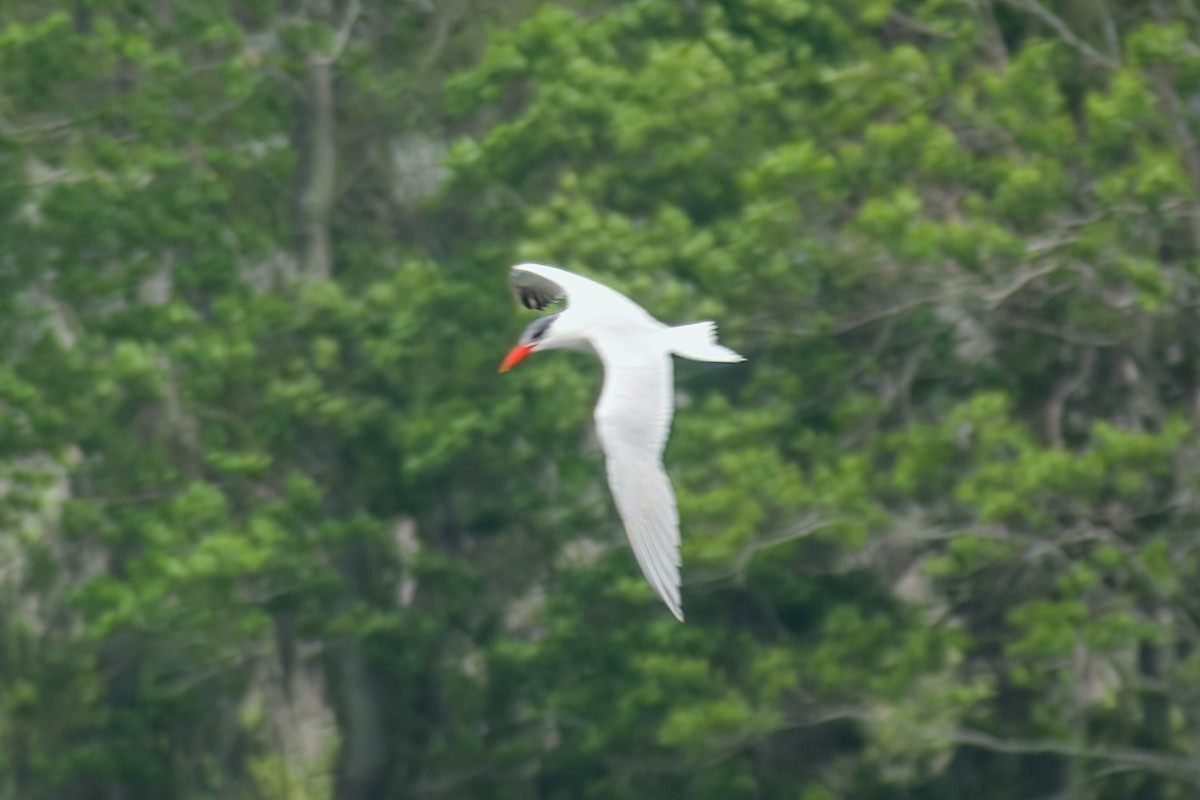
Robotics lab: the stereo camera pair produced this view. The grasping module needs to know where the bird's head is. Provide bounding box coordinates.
[498,313,561,373]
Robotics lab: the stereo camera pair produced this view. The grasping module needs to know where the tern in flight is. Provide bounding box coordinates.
[499,263,745,621]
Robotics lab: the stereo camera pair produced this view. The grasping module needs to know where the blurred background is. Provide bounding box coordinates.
[2,0,1199,798]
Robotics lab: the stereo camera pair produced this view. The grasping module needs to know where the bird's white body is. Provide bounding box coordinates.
[502,263,745,621]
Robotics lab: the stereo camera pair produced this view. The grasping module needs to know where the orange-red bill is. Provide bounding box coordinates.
[498,343,535,373]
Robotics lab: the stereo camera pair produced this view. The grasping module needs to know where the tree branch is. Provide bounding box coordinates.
[952,728,1200,785]
[1041,346,1095,446]
[834,292,954,334]
[996,0,1119,69]
[686,517,833,586]
[1148,70,1200,249]
[300,56,336,281]
[313,0,361,66]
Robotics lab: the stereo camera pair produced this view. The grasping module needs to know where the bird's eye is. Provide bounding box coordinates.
[521,312,558,345]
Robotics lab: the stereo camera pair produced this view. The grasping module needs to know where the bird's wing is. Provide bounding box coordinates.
[590,329,682,620]
[509,263,655,321]
[509,264,572,310]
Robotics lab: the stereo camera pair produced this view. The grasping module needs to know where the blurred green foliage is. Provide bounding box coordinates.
[2,0,1200,798]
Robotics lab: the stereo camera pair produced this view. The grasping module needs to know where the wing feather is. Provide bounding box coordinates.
[603,448,682,620]
[591,335,683,620]
[509,263,656,321]
[508,265,568,310]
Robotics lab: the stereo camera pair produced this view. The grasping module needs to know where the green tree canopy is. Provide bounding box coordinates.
[3,0,1200,798]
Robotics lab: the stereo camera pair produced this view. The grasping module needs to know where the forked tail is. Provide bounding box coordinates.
[665,322,745,363]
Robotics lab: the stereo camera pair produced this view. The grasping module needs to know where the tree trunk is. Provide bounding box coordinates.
[334,641,389,800]
[1134,641,1168,800]
[300,57,335,282]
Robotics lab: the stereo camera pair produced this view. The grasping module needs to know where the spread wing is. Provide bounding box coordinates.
[591,331,682,621]
[508,263,658,321]
[509,264,571,310]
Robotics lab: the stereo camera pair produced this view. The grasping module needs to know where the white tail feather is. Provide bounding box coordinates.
[665,322,745,363]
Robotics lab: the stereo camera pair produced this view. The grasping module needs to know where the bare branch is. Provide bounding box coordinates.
[299,56,335,281]
[419,0,469,74]
[996,316,1119,348]
[834,292,955,334]
[952,728,1200,785]
[0,108,75,141]
[983,263,1063,306]
[686,517,833,587]
[1024,212,1105,256]
[996,0,1119,69]
[1042,346,1095,446]
[1148,70,1200,249]
[1092,0,1121,60]
[313,0,361,66]
[782,705,871,728]
[886,11,946,38]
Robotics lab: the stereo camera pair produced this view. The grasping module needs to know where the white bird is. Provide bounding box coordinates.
[499,263,745,621]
